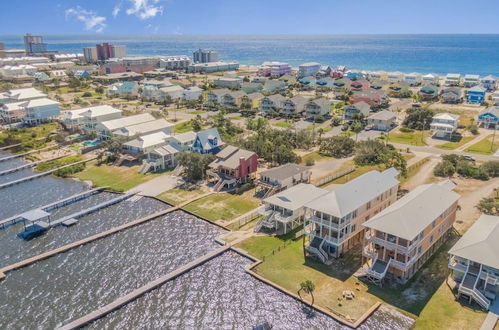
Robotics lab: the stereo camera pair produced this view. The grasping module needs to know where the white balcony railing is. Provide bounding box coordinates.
[367,235,409,254]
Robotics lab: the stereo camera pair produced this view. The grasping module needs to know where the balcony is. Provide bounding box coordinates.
[309,216,340,230]
[389,255,418,272]
[363,245,377,260]
[448,255,468,273]
[367,235,409,254]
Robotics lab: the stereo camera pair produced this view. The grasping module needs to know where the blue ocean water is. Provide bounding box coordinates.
[1,34,499,75]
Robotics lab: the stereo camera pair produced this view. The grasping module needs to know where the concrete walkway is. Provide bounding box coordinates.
[480,298,499,330]
[127,173,183,196]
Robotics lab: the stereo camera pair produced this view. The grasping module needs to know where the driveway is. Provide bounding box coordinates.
[128,173,183,196]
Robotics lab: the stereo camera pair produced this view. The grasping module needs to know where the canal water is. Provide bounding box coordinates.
[91,251,414,330]
[0,210,224,329]
[0,152,413,329]
[0,194,168,268]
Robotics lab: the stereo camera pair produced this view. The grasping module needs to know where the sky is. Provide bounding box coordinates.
[1,0,499,35]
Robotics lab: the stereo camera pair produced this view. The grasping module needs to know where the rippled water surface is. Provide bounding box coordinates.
[0,194,168,268]
[0,210,224,329]
[92,251,414,329]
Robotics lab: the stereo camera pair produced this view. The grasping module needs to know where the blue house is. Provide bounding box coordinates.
[466,86,486,105]
[74,70,90,79]
[346,71,361,80]
[478,106,499,129]
[192,128,224,154]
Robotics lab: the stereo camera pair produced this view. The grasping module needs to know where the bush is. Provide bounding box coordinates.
[82,92,92,97]
[434,160,455,177]
[305,158,315,166]
[354,140,389,165]
[402,108,434,130]
[468,125,479,135]
[480,161,499,177]
[399,127,414,133]
[476,197,499,215]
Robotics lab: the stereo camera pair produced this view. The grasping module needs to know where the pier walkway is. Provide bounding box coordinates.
[0,157,96,190]
[0,154,68,177]
[0,148,44,163]
[0,187,108,229]
[0,143,22,151]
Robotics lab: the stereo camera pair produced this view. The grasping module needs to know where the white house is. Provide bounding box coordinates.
[422,73,439,85]
[493,91,499,106]
[61,105,122,130]
[298,62,321,78]
[404,73,422,86]
[481,75,497,92]
[0,88,46,103]
[95,113,156,139]
[367,110,396,131]
[113,118,174,138]
[463,74,480,88]
[123,131,170,154]
[445,74,461,86]
[183,86,203,101]
[387,72,404,83]
[430,113,459,138]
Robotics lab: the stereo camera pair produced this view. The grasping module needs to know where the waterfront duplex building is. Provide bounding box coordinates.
[463,74,480,88]
[362,180,460,285]
[305,98,332,119]
[61,105,122,131]
[448,214,499,311]
[481,75,497,92]
[282,95,307,117]
[260,94,286,115]
[303,168,400,261]
[430,113,459,138]
[257,163,311,198]
[257,62,292,77]
[258,183,327,235]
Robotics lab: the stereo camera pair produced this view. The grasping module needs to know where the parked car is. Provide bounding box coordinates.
[463,155,475,162]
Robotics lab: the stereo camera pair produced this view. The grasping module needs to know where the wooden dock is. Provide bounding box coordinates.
[0,187,108,229]
[0,157,96,190]
[0,154,69,177]
[0,142,22,151]
[0,149,41,163]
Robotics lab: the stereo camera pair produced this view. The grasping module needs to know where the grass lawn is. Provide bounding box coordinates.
[0,122,60,150]
[464,135,499,155]
[183,189,260,222]
[174,121,194,133]
[413,281,487,330]
[274,121,293,128]
[229,115,244,121]
[382,130,429,146]
[156,185,208,205]
[436,136,476,150]
[339,131,355,137]
[237,230,487,328]
[300,151,333,165]
[74,161,161,192]
[328,162,384,185]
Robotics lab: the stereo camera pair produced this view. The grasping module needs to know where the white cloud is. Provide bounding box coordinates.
[65,6,107,33]
[126,0,164,20]
[112,5,121,18]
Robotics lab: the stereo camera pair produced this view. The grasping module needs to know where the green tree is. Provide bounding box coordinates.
[319,136,356,158]
[354,140,389,165]
[381,149,407,177]
[68,78,82,91]
[298,280,316,306]
[476,197,499,215]
[175,152,215,182]
[433,160,456,177]
[402,108,434,130]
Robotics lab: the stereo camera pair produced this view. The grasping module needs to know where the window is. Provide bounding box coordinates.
[419,231,424,240]
[432,220,436,229]
[429,235,434,244]
[351,224,356,233]
[417,246,422,255]
[366,202,371,210]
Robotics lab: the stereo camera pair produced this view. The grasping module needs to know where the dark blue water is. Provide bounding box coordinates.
[2,34,499,75]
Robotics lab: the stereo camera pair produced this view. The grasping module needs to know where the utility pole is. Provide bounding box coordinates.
[491,123,497,153]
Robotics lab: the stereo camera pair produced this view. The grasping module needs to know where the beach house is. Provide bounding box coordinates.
[123,131,169,154]
[430,113,459,138]
[362,181,460,285]
[61,105,122,131]
[367,110,396,131]
[464,74,480,88]
[0,98,60,125]
[478,106,499,128]
[257,62,292,77]
[257,163,311,197]
[263,80,286,93]
[441,87,463,104]
[207,88,230,104]
[95,113,156,139]
[208,145,258,191]
[387,72,404,83]
[191,127,224,154]
[0,87,46,103]
[113,118,174,138]
[422,73,439,85]
[448,214,499,311]
[418,85,439,101]
[351,90,389,108]
[298,62,322,78]
[481,75,497,92]
[183,86,203,101]
[214,76,243,89]
[445,74,462,86]
[305,98,332,119]
[108,81,139,98]
[260,94,286,115]
[257,183,327,235]
[404,73,422,86]
[493,92,499,106]
[241,92,263,111]
[222,90,246,107]
[303,168,400,261]
[343,101,371,121]
[466,86,486,105]
[282,96,308,117]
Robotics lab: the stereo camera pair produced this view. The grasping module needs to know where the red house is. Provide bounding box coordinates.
[351,89,389,108]
[208,145,258,191]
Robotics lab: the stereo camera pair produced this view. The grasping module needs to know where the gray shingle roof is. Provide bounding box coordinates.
[264,183,327,212]
[260,163,309,181]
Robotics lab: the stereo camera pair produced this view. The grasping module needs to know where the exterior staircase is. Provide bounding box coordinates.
[139,162,152,174]
[172,165,184,176]
[305,236,328,263]
[459,264,491,310]
[364,257,392,287]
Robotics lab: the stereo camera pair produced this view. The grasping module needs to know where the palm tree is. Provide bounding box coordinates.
[298,280,316,306]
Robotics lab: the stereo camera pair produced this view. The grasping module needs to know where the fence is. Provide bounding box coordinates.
[261,240,294,261]
[401,156,430,182]
[225,207,263,230]
[311,166,356,187]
